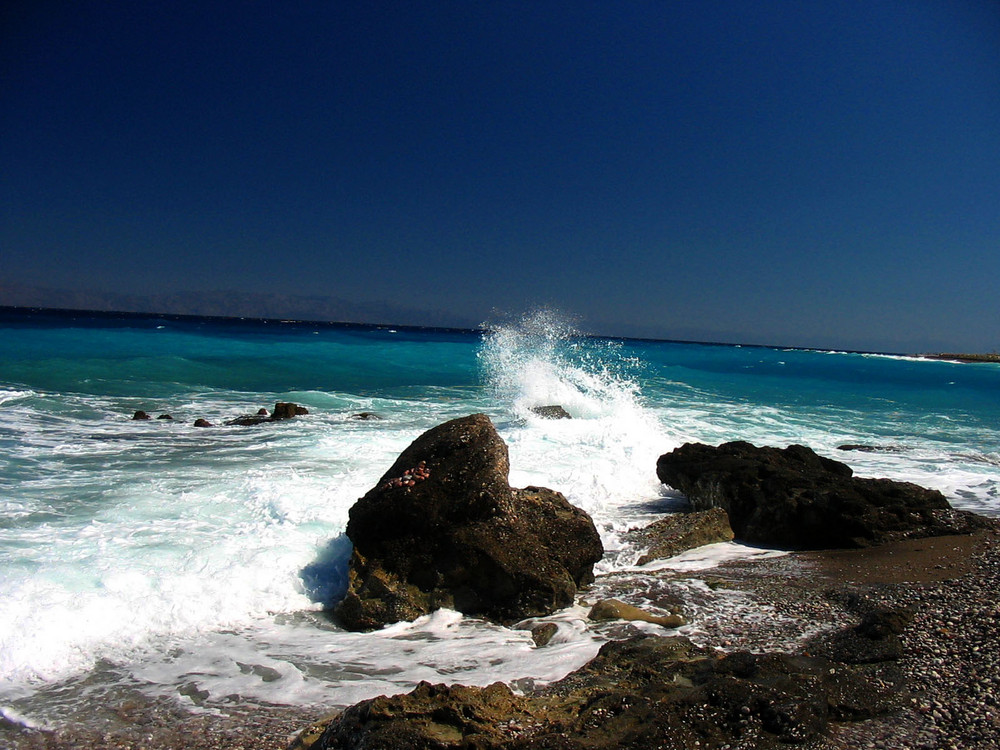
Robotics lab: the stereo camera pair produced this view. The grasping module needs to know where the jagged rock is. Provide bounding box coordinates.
[587,598,685,628]
[333,414,603,631]
[632,507,734,565]
[304,632,904,750]
[530,405,572,419]
[656,441,988,549]
[131,410,151,420]
[193,418,213,428]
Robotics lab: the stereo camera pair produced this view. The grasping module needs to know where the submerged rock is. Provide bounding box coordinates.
[333,414,603,631]
[131,410,151,420]
[225,414,271,426]
[349,412,382,421]
[837,443,905,453]
[656,441,988,549]
[193,418,213,428]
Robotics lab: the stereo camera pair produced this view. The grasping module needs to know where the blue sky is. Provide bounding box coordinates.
[2,1,999,352]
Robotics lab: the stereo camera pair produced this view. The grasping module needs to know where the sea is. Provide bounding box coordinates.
[1,306,998,730]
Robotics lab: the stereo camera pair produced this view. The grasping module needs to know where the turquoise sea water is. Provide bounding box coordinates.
[1,307,998,727]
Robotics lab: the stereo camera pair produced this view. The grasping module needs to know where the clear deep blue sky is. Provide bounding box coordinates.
[2,1,999,352]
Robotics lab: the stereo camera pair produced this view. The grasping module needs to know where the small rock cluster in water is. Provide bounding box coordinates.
[383,461,431,489]
[130,402,309,428]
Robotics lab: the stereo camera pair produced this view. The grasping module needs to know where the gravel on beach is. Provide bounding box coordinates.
[6,526,1000,750]
[815,529,1000,749]
[709,528,1000,749]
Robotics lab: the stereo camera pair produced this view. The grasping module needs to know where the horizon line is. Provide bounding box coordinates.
[0,304,929,358]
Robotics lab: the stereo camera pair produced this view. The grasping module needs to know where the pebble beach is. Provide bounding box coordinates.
[6,523,1000,750]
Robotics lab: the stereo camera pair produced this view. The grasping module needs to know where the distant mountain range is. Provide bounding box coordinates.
[0,283,482,331]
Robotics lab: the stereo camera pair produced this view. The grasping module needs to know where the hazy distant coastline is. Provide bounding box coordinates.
[0,282,988,356]
[0,284,481,332]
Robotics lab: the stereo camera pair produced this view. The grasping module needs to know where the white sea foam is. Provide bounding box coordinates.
[125,607,605,710]
[635,542,787,573]
[2,312,998,726]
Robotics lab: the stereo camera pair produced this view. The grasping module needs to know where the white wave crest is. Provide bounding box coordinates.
[478,309,640,420]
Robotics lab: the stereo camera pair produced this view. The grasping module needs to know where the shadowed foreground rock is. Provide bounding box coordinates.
[656,441,989,549]
[333,414,603,631]
[305,629,904,750]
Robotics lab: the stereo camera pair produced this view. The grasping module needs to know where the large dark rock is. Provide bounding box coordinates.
[305,632,903,750]
[333,414,603,631]
[656,441,987,549]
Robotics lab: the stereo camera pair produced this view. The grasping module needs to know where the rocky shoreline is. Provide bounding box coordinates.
[7,420,1000,749]
[6,527,1000,749]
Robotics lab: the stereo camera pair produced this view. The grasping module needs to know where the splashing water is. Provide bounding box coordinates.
[478,309,643,420]
[476,310,675,560]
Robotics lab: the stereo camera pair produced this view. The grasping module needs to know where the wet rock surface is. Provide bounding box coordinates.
[836,444,905,453]
[529,405,572,419]
[587,598,685,628]
[333,414,603,631]
[306,630,903,750]
[656,441,989,549]
[226,402,308,426]
[630,506,735,564]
